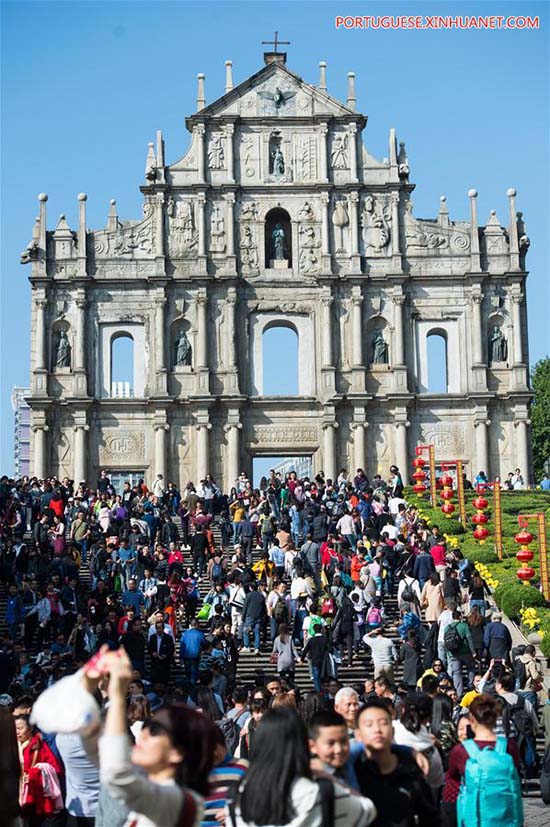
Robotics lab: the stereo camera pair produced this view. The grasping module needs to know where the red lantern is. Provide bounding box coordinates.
[517,567,536,582]
[440,474,453,488]
[516,549,534,564]
[412,470,427,482]
[472,513,489,525]
[515,530,534,546]
[413,483,427,494]
[473,526,490,541]
[441,489,454,501]
[412,457,426,468]
[472,496,488,510]
[441,502,455,515]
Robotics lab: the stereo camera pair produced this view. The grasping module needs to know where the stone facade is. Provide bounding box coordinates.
[22,53,532,488]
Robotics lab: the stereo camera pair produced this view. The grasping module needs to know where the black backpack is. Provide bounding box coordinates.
[513,657,527,690]
[401,581,415,604]
[444,622,462,655]
[502,694,535,740]
[273,596,289,623]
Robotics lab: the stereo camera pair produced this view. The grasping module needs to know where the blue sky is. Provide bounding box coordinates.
[1,0,548,474]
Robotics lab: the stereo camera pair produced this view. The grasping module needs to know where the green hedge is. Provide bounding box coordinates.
[492,583,546,620]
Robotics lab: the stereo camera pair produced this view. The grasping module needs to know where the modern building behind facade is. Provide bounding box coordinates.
[11,387,31,478]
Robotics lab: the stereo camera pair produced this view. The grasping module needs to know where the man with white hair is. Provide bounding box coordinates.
[334,686,360,735]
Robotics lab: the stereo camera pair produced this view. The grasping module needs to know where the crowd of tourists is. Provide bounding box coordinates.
[0,466,548,827]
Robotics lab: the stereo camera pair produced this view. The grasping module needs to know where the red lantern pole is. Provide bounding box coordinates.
[516,514,550,597]
[440,460,467,525]
[476,482,503,560]
[415,444,437,508]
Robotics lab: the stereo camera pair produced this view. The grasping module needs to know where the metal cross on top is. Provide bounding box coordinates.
[262,31,290,53]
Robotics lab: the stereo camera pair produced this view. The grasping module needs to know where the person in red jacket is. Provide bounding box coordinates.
[16,714,64,824]
[351,548,368,584]
[429,543,447,581]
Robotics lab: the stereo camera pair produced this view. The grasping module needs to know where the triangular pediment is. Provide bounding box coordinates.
[189,62,359,121]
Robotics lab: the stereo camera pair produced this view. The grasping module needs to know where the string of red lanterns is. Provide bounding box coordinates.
[472,494,491,542]
[440,473,456,517]
[412,457,428,496]
[515,524,535,584]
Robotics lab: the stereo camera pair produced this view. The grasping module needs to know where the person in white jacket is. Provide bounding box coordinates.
[228,706,376,827]
[392,695,444,796]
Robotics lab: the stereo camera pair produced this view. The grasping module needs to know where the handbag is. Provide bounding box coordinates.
[197,603,212,621]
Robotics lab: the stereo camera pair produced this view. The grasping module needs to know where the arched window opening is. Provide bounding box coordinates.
[262,325,298,395]
[265,207,292,268]
[111,334,134,397]
[426,331,448,393]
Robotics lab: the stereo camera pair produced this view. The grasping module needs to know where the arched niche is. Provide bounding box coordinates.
[487,313,509,365]
[170,318,194,370]
[262,322,299,395]
[98,322,147,398]
[51,319,72,371]
[265,207,292,268]
[366,316,390,367]
[249,313,314,396]
[416,321,460,394]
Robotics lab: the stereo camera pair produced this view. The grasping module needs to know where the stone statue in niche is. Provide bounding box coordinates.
[208,134,224,169]
[55,330,71,368]
[171,201,197,254]
[371,329,388,364]
[489,325,508,363]
[331,133,348,169]
[332,199,349,252]
[271,224,286,260]
[210,205,226,253]
[270,146,285,177]
[361,195,391,255]
[175,330,192,367]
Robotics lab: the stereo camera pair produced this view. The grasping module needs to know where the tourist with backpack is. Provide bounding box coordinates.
[489,670,540,778]
[443,611,477,696]
[483,610,512,664]
[513,643,543,705]
[397,572,422,615]
[442,694,522,827]
[266,581,290,641]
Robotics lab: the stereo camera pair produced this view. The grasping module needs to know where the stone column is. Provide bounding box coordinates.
[348,123,358,183]
[35,297,47,370]
[507,188,520,271]
[225,423,242,490]
[196,293,208,368]
[351,290,363,366]
[77,193,88,277]
[155,297,166,371]
[225,193,235,256]
[73,425,89,483]
[225,124,235,184]
[511,293,524,364]
[468,189,481,272]
[514,418,530,484]
[226,291,236,368]
[471,293,483,364]
[195,125,205,183]
[32,425,48,479]
[197,193,206,256]
[321,294,333,366]
[323,423,337,481]
[196,424,211,478]
[349,192,359,255]
[155,193,164,258]
[319,123,328,182]
[474,419,490,478]
[154,423,169,479]
[395,422,409,484]
[352,423,367,472]
[391,192,401,256]
[393,294,405,365]
[74,296,86,372]
[321,192,330,255]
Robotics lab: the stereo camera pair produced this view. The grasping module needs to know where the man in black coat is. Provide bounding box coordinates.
[148,620,174,684]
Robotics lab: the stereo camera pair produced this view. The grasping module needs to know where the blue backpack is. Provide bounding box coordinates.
[457,737,523,827]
